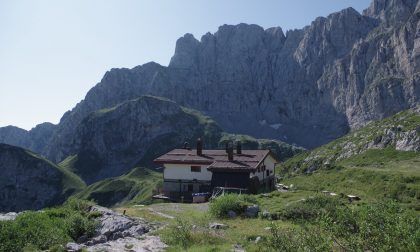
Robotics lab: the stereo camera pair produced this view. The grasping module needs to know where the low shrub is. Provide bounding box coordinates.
[0,211,70,252]
[209,194,257,218]
[66,212,97,240]
[0,199,98,252]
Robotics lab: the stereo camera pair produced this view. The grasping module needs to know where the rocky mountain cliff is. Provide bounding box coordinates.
[0,144,85,212]
[1,0,419,161]
[58,95,222,183]
[58,95,302,183]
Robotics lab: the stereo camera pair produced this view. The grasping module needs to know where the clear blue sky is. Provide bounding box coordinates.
[0,0,371,130]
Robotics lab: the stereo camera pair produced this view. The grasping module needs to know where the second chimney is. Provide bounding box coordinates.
[196,138,203,156]
[227,141,234,161]
[236,141,242,154]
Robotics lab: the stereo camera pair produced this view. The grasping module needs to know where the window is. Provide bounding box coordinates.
[266,170,270,176]
[191,166,201,172]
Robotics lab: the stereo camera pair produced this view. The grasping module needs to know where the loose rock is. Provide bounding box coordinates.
[209,222,228,230]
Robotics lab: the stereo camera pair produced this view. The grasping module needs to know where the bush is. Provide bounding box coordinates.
[209,194,257,218]
[0,212,70,252]
[0,199,98,252]
[66,212,97,240]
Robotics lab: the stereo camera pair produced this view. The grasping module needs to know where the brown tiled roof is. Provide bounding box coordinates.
[153,149,272,171]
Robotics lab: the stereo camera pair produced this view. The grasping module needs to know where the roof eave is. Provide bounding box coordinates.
[154,160,214,165]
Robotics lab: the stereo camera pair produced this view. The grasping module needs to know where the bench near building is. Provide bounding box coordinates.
[153,139,278,201]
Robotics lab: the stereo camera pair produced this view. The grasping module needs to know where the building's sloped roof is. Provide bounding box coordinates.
[154,149,271,171]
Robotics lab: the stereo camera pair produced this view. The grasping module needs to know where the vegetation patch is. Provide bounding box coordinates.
[160,218,225,250]
[0,199,99,252]
[263,201,420,251]
[209,194,258,218]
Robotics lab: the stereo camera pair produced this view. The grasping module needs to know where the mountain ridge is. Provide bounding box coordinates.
[0,0,419,160]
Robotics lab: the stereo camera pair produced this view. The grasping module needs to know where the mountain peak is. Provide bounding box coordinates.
[169,33,200,68]
[363,0,418,26]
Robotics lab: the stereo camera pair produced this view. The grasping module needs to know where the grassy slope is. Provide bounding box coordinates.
[281,149,420,211]
[22,149,86,197]
[281,108,420,174]
[74,167,162,207]
[278,108,420,211]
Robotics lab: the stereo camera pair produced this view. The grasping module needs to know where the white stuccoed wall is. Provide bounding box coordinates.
[164,163,213,181]
[251,155,276,181]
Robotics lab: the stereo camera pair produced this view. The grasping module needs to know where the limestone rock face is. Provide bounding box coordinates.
[363,0,418,26]
[63,96,223,183]
[0,144,83,212]
[1,0,419,158]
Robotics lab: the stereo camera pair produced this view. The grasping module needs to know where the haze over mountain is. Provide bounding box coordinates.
[0,0,419,177]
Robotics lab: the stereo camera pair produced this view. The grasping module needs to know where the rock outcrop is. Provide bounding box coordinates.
[66,205,166,252]
[0,144,85,212]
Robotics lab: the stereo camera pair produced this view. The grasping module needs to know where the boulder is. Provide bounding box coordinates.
[245,205,260,218]
[227,210,237,218]
[89,206,150,241]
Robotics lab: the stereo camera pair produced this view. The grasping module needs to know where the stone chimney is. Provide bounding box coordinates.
[236,141,242,154]
[197,138,203,155]
[227,141,234,161]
